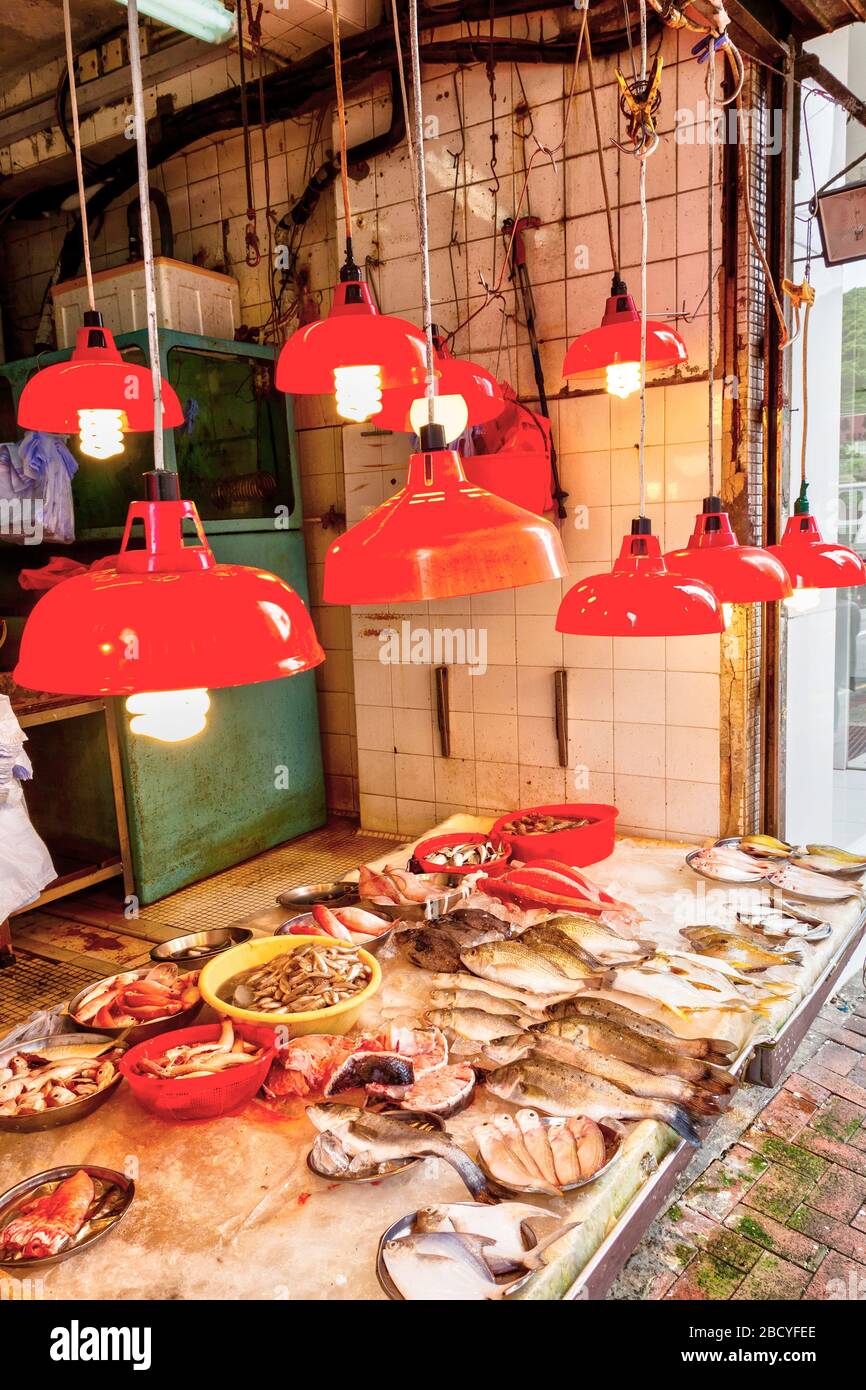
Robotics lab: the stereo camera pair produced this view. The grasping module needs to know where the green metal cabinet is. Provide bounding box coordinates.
[0,329,325,904]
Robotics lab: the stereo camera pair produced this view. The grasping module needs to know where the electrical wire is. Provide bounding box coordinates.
[408,0,435,424]
[390,0,420,236]
[61,0,95,313]
[706,43,717,497]
[126,0,164,472]
[638,0,648,518]
[586,18,620,280]
[330,0,353,245]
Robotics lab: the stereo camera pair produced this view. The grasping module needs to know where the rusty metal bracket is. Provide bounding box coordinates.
[435,666,451,758]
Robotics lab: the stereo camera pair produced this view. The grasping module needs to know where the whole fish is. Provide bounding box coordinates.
[461,941,596,995]
[430,972,573,1011]
[689,846,769,882]
[796,843,866,874]
[518,927,609,980]
[425,1007,531,1043]
[383,1232,510,1300]
[516,1033,725,1115]
[607,962,757,1016]
[767,863,862,901]
[680,926,802,973]
[431,987,544,1019]
[544,996,736,1062]
[534,1016,736,1092]
[306,1104,489,1198]
[485,1055,700,1145]
[415,1203,576,1275]
[547,915,654,964]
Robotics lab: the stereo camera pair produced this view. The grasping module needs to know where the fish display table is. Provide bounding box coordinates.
[1,822,863,1302]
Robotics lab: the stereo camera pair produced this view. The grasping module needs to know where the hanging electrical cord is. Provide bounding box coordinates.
[706,43,717,497]
[586,19,620,281]
[390,0,421,236]
[408,0,436,426]
[126,0,164,472]
[443,3,588,348]
[61,0,96,315]
[331,0,354,258]
[638,0,649,519]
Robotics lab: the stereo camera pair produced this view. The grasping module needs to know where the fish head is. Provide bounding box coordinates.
[306,1103,356,1132]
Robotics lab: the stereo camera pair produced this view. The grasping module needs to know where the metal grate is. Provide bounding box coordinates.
[735,64,772,833]
[0,951,101,1028]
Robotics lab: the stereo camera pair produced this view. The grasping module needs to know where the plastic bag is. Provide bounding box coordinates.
[0,430,78,543]
[0,695,55,918]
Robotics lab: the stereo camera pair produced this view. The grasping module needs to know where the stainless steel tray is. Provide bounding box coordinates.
[0,1165,134,1272]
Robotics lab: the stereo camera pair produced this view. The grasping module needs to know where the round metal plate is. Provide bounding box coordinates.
[0,1034,124,1135]
[306,1107,444,1183]
[476,1119,622,1198]
[150,926,252,966]
[376,1204,537,1301]
[277,882,359,909]
[0,1165,134,1272]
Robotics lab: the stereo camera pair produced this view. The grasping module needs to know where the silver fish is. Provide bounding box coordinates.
[306,1103,489,1198]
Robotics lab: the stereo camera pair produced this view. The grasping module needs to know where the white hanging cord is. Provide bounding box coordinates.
[126,0,164,471]
[62,0,95,312]
[706,50,717,496]
[408,0,435,426]
[638,0,649,518]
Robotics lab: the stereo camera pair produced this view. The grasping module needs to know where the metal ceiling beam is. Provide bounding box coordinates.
[796,49,866,127]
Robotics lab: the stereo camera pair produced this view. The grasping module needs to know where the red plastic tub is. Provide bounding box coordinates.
[120,1024,275,1121]
[412,831,511,877]
[491,803,619,868]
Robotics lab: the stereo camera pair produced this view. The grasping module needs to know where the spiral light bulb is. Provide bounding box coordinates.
[333,365,382,423]
[605,361,642,400]
[126,689,210,743]
[78,408,125,459]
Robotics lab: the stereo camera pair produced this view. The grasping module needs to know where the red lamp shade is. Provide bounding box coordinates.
[323,429,568,604]
[275,274,427,416]
[562,278,687,396]
[375,332,506,431]
[664,498,792,603]
[15,488,324,696]
[767,509,866,591]
[556,518,724,637]
[17,314,183,434]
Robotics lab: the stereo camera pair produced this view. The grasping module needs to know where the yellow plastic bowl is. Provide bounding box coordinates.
[198,935,382,1038]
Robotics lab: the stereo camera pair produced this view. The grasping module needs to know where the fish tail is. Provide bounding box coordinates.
[683,1091,726,1116]
[431,1146,494,1202]
[694,1068,737,1095]
[521,1221,580,1269]
[661,1104,701,1147]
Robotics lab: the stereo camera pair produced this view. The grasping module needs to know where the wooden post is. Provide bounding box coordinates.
[0,916,14,967]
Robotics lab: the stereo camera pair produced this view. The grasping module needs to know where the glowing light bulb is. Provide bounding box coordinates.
[605,361,641,400]
[333,365,382,422]
[409,393,469,443]
[722,602,735,629]
[78,408,125,459]
[785,587,821,614]
[126,689,210,743]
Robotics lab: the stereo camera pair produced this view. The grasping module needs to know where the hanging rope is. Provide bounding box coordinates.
[61,0,95,312]
[330,0,354,254]
[706,46,717,496]
[586,19,620,280]
[638,0,649,517]
[126,0,164,471]
[408,0,435,424]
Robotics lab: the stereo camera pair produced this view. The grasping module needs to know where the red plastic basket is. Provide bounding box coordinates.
[120,1025,275,1121]
[491,803,619,867]
[412,831,511,877]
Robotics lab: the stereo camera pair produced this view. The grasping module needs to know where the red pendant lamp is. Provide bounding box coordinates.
[18,311,183,457]
[16,0,324,745]
[563,274,687,399]
[275,255,428,423]
[664,51,790,607]
[374,328,506,432]
[276,3,426,423]
[664,496,792,603]
[557,23,722,641]
[324,0,567,605]
[16,472,324,693]
[557,516,723,636]
[768,483,866,592]
[18,2,181,461]
[324,422,568,604]
[767,277,865,596]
